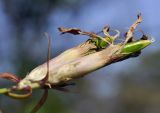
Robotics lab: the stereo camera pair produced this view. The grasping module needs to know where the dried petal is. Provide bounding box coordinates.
[125,13,142,43]
[58,27,82,35]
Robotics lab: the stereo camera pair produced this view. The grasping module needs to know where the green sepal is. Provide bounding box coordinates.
[121,40,152,54]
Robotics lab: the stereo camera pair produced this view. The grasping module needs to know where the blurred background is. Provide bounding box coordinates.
[0,0,159,113]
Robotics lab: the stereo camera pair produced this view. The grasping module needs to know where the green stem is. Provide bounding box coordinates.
[0,88,11,94]
[0,82,41,99]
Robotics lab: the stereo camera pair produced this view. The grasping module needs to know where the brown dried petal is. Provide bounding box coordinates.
[125,13,143,43]
[58,27,82,35]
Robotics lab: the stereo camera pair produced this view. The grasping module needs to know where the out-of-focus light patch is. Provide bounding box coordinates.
[0,1,17,73]
[75,1,132,30]
[0,96,22,113]
[49,9,74,27]
[0,61,16,73]
[22,29,50,63]
[138,0,160,27]
[86,68,120,99]
[48,9,88,51]
[86,58,142,99]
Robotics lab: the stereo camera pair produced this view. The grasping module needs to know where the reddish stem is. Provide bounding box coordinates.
[0,73,20,83]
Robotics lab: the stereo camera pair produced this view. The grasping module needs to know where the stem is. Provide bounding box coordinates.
[0,88,11,94]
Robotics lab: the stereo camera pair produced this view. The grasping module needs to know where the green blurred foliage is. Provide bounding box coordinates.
[117,51,160,113]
